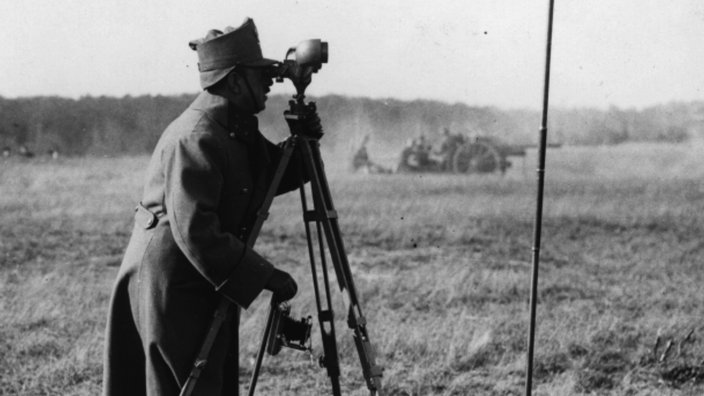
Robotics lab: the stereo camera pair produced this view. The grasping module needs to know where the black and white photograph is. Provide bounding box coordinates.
[1,1,703,395]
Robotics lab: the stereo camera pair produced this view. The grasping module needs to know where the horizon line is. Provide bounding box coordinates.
[1,92,702,112]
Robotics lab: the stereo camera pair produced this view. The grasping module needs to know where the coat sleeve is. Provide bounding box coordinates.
[163,131,273,308]
[266,139,309,195]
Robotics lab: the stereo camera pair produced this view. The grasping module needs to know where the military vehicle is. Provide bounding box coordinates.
[396,134,558,175]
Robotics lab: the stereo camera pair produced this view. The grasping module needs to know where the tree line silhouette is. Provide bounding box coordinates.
[1,94,701,156]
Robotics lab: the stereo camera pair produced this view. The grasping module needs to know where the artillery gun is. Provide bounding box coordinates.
[396,133,560,175]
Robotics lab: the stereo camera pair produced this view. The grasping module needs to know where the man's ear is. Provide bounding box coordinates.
[226,72,241,94]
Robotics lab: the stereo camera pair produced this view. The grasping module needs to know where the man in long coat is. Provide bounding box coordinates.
[103,18,315,395]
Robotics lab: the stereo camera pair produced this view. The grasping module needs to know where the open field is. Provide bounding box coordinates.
[2,141,704,395]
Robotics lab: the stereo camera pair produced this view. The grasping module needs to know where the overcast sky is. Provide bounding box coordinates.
[1,0,702,109]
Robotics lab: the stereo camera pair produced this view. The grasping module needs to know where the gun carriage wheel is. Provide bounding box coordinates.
[452,140,504,174]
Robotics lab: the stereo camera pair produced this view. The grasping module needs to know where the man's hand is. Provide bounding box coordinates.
[301,103,323,139]
[264,268,298,303]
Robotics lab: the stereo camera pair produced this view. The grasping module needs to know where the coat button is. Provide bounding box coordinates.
[229,132,236,139]
[241,187,249,194]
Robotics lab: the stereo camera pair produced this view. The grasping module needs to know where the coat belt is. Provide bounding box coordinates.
[135,202,166,230]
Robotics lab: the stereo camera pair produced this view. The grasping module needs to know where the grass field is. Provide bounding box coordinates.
[1,141,704,395]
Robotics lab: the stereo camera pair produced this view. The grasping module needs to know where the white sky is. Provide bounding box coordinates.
[1,0,702,109]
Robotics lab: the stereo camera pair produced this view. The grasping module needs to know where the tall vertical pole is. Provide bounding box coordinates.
[525,0,556,395]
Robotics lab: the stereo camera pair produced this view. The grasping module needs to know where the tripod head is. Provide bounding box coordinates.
[267,39,328,100]
[264,41,326,138]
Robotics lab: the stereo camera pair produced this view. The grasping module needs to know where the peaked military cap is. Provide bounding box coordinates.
[189,18,279,89]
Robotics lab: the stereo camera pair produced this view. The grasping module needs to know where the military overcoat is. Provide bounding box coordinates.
[103,91,303,396]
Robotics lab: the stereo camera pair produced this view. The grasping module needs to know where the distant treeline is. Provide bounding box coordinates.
[1,94,702,156]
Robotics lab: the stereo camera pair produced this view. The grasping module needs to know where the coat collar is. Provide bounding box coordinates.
[189,91,272,167]
[189,91,259,142]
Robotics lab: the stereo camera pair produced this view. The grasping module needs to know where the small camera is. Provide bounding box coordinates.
[266,303,313,356]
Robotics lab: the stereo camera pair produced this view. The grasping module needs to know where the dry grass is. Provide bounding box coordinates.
[2,141,704,395]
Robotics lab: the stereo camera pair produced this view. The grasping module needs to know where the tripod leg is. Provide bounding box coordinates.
[247,298,277,396]
[179,300,231,396]
[299,179,342,395]
[298,137,383,394]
